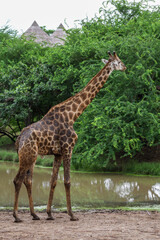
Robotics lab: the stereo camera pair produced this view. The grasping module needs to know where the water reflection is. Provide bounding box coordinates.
[0,162,160,208]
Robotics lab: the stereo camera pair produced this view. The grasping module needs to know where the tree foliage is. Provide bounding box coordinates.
[0,0,159,170]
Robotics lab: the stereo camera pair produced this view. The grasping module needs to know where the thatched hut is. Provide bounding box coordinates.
[50,24,67,45]
[23,21,53,45]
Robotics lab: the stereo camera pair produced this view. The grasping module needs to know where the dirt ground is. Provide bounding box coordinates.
[0,210,160,240]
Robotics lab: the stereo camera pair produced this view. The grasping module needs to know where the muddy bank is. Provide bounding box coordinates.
[0,210,160,240]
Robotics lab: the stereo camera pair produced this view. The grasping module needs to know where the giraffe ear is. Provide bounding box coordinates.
[101,59,108,65]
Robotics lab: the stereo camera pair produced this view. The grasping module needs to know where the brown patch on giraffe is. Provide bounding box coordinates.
[54,107,59,112]
[66,129,71,137]
[42,131,48,137]
[86,85,91,92]
[48,137,52,141]
[107,68,111,74]
[73,114,77,121]
[48,115,54,121]
[74,97,81,105]
[55,114,59,120]
[85,99,90,105]
[69,112,73,119]
[54,135,59,141]
[68,138,73,144]
[63,112,69,122]
[55,128,59,134]
[80,92,87,101]
[70,120,74,125]
[60,129,66,136]
[59,114,64,123]
[48,132,53,136]
[32,132,36,140]
[91,87,96,93]
[54,120,59,127]
[78,103,85,112]
[63,143,69,148]
[61,136,67,142]
[92,78,98,85]
[59,124,63,130]
[66,106,71,111]
[50,126,54,131]
[60,106,65,112]
[37,132,41,137]
[77,112,81,117]
[102,70,106,75]
[72,103,77,112]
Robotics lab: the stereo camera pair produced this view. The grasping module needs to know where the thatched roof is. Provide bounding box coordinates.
[50,24,67,45]
[23,21,67,46]
[23,21,52,45]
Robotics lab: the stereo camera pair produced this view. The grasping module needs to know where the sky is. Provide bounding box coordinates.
[0,0,104,34]
[0,0,159,34]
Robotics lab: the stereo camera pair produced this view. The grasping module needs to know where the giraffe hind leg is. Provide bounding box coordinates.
[23,165,40,220]
[13,168,26,222]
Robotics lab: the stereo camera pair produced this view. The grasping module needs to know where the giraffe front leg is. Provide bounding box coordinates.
[46,155,62,220]
[64,158,78,221]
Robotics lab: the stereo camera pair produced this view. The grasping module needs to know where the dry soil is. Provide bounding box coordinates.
[0,210,160,240]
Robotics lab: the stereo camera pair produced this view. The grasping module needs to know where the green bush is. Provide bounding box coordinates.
[0,0,159,171]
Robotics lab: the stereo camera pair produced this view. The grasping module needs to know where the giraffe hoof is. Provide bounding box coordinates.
[32,214,40,220]
[46,216,55,220]
[14,218,22,223]
[70,216,79,221]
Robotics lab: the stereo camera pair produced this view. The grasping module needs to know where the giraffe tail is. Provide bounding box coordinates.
[15,135,20,153]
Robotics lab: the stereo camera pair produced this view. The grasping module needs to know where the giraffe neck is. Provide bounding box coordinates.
[45,62,113,125]
[70,62,113,122]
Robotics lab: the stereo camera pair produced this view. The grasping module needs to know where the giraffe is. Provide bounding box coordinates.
[13,51,126,222]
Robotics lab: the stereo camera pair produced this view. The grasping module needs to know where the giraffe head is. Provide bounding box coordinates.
[102,51,126,71]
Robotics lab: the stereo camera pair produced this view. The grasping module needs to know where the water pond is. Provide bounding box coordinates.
[0,162,160,209]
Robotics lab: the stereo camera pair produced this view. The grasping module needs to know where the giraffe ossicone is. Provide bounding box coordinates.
[13,51,126,222]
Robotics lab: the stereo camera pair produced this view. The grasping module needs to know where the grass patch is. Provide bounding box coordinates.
[36,156,53,167]
[122,160,160,176]
[0,150,18,162]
